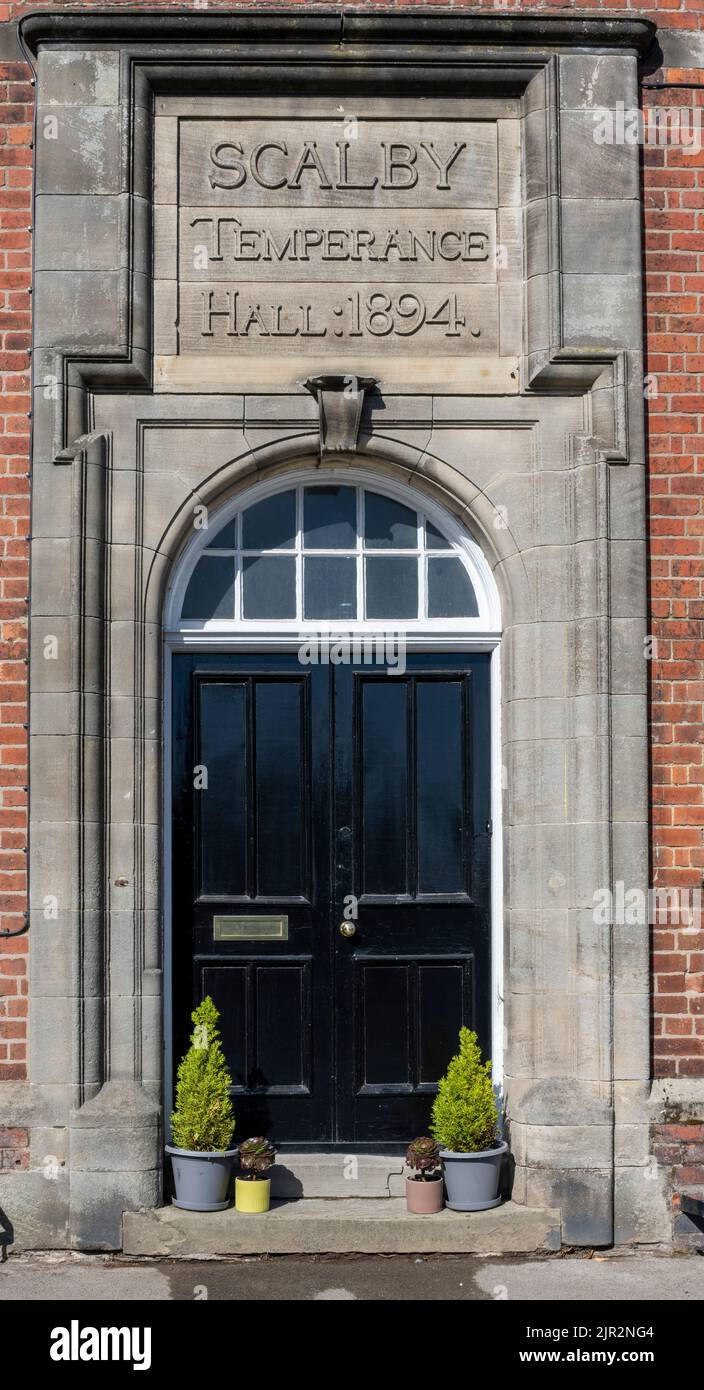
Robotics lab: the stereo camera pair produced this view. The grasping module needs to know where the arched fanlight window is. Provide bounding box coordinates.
[167,472,499,633]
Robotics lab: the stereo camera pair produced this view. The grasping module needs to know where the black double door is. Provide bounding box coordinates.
[172,652,491,1148]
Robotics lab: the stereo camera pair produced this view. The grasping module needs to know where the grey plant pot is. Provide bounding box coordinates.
[440,1140,508,1211]
[165,1144,238,1212]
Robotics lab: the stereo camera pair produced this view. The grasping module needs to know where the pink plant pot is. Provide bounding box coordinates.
[405,1174,444,1214]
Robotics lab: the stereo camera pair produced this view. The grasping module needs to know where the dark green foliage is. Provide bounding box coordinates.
[238,1136,276,1179]
[406,1135,441,1180]
[430,1027,498,1154]
[170,996,235,1153]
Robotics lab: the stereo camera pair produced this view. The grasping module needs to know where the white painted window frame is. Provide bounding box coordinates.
[164,466,501,638]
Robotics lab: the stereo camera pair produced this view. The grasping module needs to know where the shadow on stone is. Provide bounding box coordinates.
[269,1164,304,1203]
[501,1149,516,1200]
[0,1207,14,1261]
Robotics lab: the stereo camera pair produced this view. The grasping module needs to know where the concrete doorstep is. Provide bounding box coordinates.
[123,1199,561,1257]
[127,1154,561,1257]
[269,1152,407,1200]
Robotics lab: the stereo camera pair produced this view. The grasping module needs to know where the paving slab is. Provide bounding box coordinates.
[123,1198,561,1257]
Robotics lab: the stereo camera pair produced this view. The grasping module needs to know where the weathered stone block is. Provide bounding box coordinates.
[559,109,639,201]
[35,107,123,196]
[561,198,641,277]
[614,1166,671,1246]
[558,53,638,113]
[35,194,133,272]
[0,1171,69,1251]
[562,274,642,352]
[37,50,121,107]
[33,270,126,349]
[71,1170,162,1251]
[525,1165,613,1246]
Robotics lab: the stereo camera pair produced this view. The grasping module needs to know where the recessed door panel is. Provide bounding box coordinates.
[359,962,411,1090]
[359,681,409,897]
[197,682,247,897]
[416,680,467,896]
[255,962,311,1094]
[417,960,472,1086]
[200,963,248,1090]
[355,956,473,1100]
[254,682,307,898]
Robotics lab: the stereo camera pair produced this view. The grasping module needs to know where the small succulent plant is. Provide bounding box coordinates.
[406,1135,441,1180]
[238,1136,276,1178]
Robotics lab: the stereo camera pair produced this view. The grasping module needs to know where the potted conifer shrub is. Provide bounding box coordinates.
[166,996,237,1212]
[430,1027,507,1212]
[405,1136,444,1214]
[235,1137,276,1213]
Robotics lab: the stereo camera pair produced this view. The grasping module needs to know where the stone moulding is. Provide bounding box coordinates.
[19,11,657,56]
[2,8,666,1251]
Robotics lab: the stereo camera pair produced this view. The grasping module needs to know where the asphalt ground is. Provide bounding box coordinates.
[2,1251,703,1301]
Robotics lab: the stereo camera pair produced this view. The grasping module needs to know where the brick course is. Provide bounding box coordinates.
[654,1121,704,1244]
[0,6,30,1097]
[643,72,704,1077]
[0,1123,27,1168]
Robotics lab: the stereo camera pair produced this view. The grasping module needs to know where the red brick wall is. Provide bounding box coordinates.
[645,77,704,1078]
[0,1123,27,1168]
[0,7,30,1086]
[0,2,702,1098]
[653,1121,704,1244]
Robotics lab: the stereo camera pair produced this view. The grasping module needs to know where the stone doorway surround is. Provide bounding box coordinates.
[0,10,671,1250]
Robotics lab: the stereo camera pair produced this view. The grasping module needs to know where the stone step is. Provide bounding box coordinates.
[123,1199,561,1257]
[269,1154,406,1200]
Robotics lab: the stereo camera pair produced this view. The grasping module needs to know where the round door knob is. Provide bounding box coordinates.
[339,921,357,938]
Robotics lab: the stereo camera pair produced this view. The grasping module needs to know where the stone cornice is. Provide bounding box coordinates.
[20,8,657,58]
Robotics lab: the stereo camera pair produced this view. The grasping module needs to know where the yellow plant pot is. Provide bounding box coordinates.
[235,1177,271,1213]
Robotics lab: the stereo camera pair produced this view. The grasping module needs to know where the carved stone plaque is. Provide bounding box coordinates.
[154,102,522,391]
